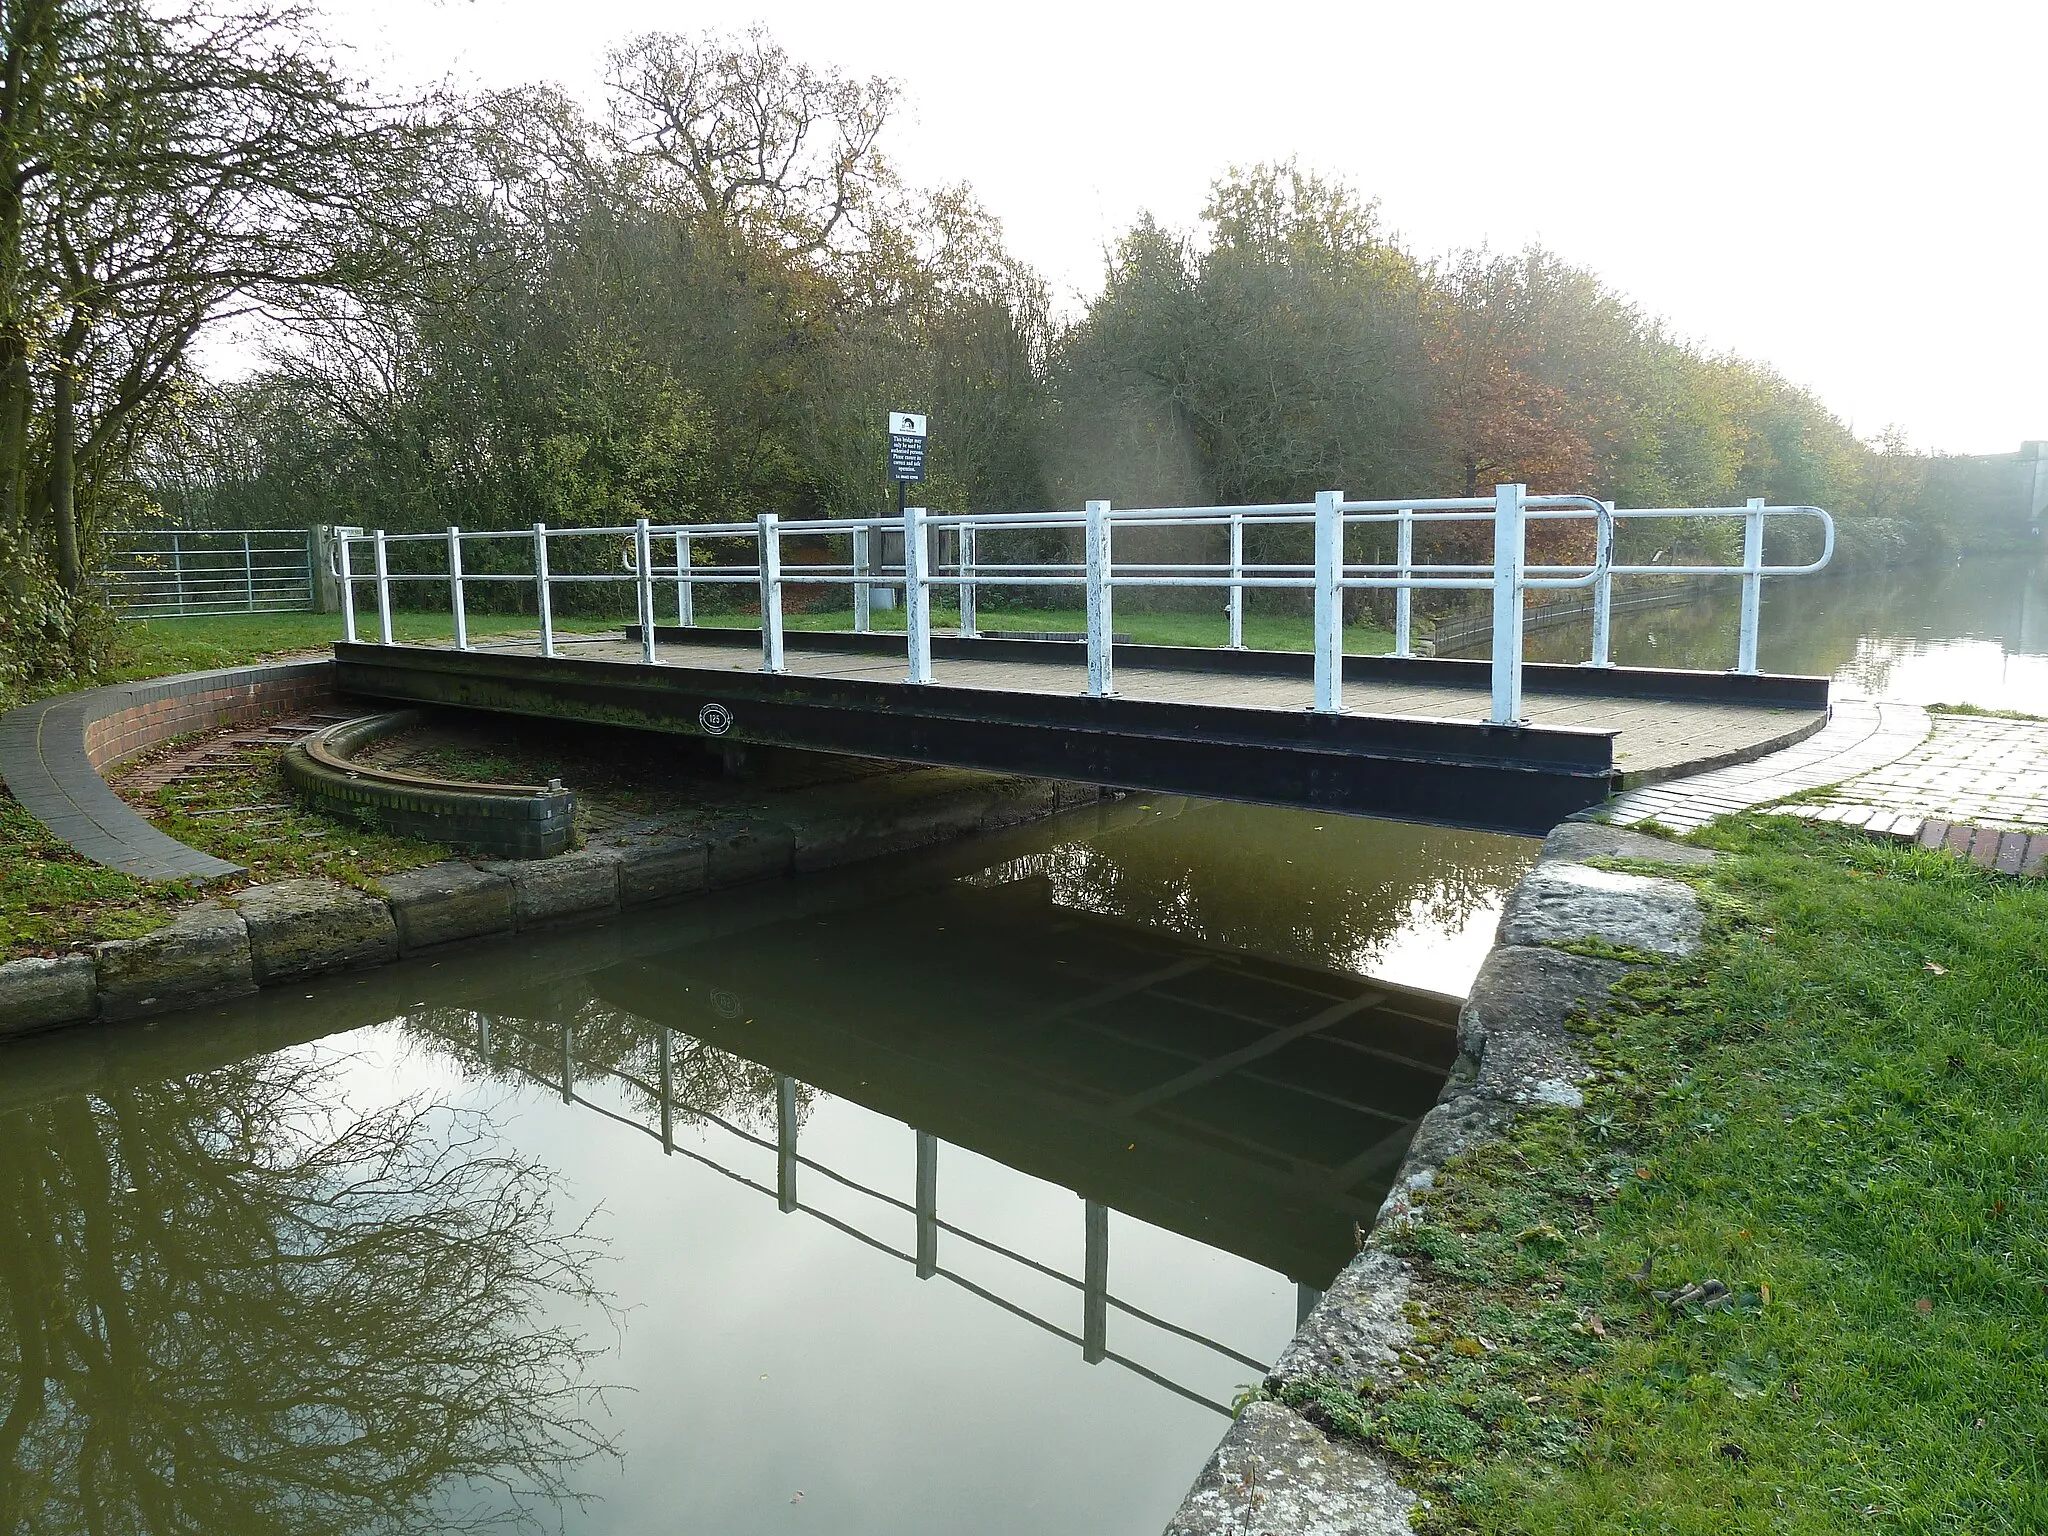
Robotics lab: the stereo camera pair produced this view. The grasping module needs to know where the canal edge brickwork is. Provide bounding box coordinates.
[1163,821,1716,1536]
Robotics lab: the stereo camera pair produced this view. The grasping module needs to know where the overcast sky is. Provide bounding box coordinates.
[316,0,2044,455]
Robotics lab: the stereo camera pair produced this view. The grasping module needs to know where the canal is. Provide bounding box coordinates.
[1,553,2041,1533]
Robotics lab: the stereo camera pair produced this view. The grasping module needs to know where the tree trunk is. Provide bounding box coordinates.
[50,350,77,591]
[0,339,27,536]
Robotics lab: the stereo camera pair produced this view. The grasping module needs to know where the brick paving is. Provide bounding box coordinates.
[1607,700,2048,876]
[1603,698,1932,834]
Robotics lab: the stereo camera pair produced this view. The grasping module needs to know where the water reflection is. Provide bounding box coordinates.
[0,1049,610,1535]
[0,798,1534,1534]
[1510,555,2048,713]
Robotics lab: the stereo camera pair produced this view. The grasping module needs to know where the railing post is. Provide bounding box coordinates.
[1736,495,1765,674]
[1394,506,1413,658]
[1589,502,1615,667]
[242,531,254,611]
[1313,489,1344,714]
[776,1075,799,1213]
[635,518,656,666]
[373,529,393,645]
[337,531,356,643]
[915,1130,938,1279]
[1085,500,1114,697]
[533,523,555,659]
[853,524,871,633]
[676,532,694,627]
[446,526,469,651]
[658,1028,675,1156]
[757,512,785,673]
[1226,512,1245,649]
[1083,1198,1108,1363]
[171,532,185,616]
[1488,483,1526,726]
[959,521,978,638]
[904,505,932,684]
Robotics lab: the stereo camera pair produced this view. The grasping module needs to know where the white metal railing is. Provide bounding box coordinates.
[332,486,1834,727]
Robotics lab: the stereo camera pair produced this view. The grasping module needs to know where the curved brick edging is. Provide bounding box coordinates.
[283,711,577,860]
[1164,821,1714,1534]
[0,658,338,881]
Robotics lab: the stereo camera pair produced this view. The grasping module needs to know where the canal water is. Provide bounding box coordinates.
[4,553,2041,1533]
[1516,555,2048,713]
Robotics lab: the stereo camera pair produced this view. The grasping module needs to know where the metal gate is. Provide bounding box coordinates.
[105,528,315,617]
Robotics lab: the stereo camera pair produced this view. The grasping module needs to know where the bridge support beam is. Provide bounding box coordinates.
[1086,500,1114,697]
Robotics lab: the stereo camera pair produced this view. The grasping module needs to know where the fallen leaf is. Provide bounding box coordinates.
[1760,1283,1772,1306]
[1915,1297,1933,1314]
[1588,1315,1607,1339]
[1924,962,1948,976]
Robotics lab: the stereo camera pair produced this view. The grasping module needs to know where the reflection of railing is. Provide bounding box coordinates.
[475,1012,1291,1418]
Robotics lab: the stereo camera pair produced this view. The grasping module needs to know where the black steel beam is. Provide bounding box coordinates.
[335,642,1616,835]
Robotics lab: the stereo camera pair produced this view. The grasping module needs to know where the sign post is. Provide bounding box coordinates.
[884,410,928,620]
[887,411,927,513]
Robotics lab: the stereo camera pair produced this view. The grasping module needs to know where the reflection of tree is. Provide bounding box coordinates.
[0,1051,611,1535]
[968,803,1532,975]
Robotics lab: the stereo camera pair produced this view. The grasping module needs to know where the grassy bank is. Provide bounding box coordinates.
[1273,816,2046,1533]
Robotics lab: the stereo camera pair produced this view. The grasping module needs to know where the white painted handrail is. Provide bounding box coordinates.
[336,486,1832,727]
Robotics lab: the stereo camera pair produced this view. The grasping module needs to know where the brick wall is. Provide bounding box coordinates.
[81,662,338,772]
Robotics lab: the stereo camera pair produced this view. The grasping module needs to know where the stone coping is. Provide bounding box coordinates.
[1164,821,1713,1534]
[0,658,336,881]
[0,769,1105,1039]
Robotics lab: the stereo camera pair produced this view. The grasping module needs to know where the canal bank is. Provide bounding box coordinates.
[1169,808,2048,1535]
[0,657,1114,1032]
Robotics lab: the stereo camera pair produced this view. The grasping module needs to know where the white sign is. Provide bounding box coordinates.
[888,412,927,438]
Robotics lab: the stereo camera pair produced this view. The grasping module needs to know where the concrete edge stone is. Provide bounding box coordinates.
[1163,834,1700,1535]
[0,954,98,1037]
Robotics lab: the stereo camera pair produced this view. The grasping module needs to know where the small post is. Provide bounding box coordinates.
[1082,1198,1108,1363]
[635,518,656,666]
[1227,512,1246,649]
[658,1028,675,1155]
[959,521,978,637]
[1488,484,1527,726]
[1085,500,1114,697]
[446,526,469,651]
[242,531,255,611]
[1313,489,1344,714]
[776,1075,798,1213]
[758,513,786,673]
[676,532,694,627]
[915,1131,938,1278]
[337,530,356,643]
[1736,495,1765,675]
[1589,502,1615,667]
[171,532,185,615]
[533,523,556,659]
[1297,1282,1323,1327]
[560,1022,574,1105]
[853,524,871,633]
[904,505,933,684]
[1394,507,1414,658]
[373,529,393,645]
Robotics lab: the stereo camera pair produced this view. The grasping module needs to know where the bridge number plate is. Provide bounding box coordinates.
[888,411,927,483]
[697,702,733,736]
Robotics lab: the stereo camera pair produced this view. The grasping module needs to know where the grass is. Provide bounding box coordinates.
[697,602,1398,654]
[1927,702,2047,722]
[1257,815,2048,1534]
